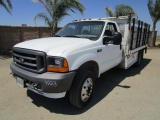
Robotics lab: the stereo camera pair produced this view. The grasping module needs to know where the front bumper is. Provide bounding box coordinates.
[10,62,76,98]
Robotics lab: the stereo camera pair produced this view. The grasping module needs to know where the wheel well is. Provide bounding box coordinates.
[77,61,99,79]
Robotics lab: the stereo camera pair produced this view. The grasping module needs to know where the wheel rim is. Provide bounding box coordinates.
[81,78,93,102]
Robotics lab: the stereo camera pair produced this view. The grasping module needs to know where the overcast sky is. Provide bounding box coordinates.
[0,0,159,35]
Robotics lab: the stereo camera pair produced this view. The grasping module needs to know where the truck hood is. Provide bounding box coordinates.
[14,37,91,56]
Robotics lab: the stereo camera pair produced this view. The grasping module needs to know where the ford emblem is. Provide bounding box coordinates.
[19,58,25,63]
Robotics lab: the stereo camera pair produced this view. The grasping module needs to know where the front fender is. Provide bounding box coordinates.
[68,52,100,73]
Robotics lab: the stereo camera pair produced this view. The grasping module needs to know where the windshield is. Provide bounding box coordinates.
[55,21,105,40]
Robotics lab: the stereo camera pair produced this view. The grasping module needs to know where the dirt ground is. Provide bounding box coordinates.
[0,49,160,120]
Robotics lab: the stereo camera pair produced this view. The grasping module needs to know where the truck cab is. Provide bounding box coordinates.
[55,20,122,74]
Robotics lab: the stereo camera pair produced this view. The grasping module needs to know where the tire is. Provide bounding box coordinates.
[69,69,96,108]
[134,50,143,67]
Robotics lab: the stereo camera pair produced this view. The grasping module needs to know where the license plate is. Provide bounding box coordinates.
[16,77,24,88]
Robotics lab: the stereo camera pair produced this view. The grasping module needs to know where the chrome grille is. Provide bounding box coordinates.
[12,48,46,73]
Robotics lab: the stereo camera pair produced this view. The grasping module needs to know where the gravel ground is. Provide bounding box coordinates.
[0,49,160,120]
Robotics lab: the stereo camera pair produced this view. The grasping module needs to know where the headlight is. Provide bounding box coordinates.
[47,57,69,73]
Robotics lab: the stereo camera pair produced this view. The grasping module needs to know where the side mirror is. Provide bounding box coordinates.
[103,32,122,45]
[113,32,122,45]
[103,36,114,45]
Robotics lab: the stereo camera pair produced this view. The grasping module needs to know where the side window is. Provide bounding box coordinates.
[105,23,117,36]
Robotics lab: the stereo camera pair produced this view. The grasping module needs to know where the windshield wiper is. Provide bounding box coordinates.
[63,35,82,38]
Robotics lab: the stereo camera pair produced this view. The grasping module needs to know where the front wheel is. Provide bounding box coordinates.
[69,70,95,108]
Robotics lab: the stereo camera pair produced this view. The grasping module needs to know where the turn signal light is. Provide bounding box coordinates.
[47,58,69,73]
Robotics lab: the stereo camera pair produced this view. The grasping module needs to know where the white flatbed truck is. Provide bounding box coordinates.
[10,16,150,108]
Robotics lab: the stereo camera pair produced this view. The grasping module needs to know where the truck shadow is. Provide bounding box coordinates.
[27,58,151,114]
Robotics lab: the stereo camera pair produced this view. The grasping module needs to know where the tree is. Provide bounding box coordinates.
[34,0,85,35]
[147,0,160,47]
[105,7,114,17]
[105,4,136,17]
[0,0,12,14]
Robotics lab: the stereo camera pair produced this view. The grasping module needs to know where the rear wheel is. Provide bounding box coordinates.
[69,69,95,108]
[141,50,144,61]
[134,50,143,67]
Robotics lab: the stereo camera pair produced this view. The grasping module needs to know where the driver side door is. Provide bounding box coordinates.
[99,22,122,73]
